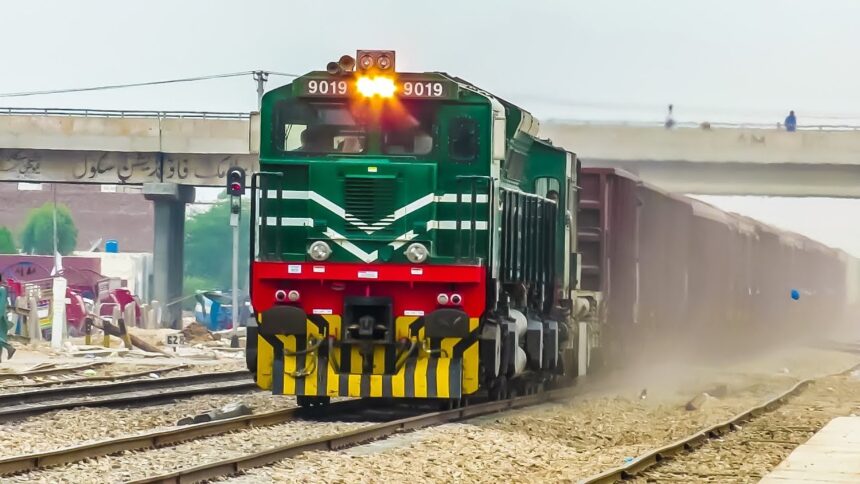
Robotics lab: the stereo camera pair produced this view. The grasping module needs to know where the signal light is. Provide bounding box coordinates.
[274,290,287,302]
[356,50,396,72]
[376,54,392,70]
[450,294,462,305]
[358,54,374,70]
[287,290,300,302]
[437,293,449,305]
[226,167,245,196]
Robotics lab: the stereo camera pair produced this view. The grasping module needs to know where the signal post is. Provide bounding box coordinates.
[226,167,245,348]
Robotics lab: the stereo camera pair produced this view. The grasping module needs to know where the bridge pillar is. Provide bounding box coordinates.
[143,183,195,328]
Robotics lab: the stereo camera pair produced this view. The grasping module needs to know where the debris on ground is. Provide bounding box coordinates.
[181,322,221,344]
[177,402,253,426]
[685,392,715,411]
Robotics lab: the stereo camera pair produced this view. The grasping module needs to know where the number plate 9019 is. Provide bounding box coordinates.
[400,81,445,98]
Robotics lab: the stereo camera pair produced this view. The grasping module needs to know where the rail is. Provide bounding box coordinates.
[0,364,188,389]
[0,107,251,120]
[578,361,860,483]
[131,387,575,483]
[0,399,368,476]
[0,370,255,419]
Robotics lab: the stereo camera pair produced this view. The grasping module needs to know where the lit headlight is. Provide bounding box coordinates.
[405,243,428,263]
[308,241,332,261]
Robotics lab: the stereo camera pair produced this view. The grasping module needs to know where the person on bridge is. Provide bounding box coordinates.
[0,274,15,361]
[784,110,797,132]
[664,104,676,129]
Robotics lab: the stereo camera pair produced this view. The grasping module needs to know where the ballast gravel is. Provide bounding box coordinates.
[219,347,860,484]
[0,391,296,458]
[10,420,368,484]
[633,371,860,483]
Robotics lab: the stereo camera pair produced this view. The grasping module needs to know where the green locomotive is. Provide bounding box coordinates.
[247,50,595,406]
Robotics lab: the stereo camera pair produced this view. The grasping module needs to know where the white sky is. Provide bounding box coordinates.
[2,0,859,254]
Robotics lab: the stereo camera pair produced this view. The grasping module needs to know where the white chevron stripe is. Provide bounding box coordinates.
[426,220,488,230]
[435,194,489,203]
[260,217,314,227]
[319,228,421,263]
[261,217,488,231]
[323,228,378,263]
[265,190,489,234]
[390,230,418,250]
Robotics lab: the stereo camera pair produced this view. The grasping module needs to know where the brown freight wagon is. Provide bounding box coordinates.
[577,167,850,367]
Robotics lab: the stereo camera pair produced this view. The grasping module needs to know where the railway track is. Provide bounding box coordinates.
[129,389,573,484]
[0,370,255,420]
[0,387,573,482]
[0,361,111,381]
[0,399,367,476]
[0,364,189,390]
[579,363,860,484]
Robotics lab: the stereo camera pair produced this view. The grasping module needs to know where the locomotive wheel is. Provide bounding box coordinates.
[297,396,331,408]
[489,376,508,401]
[439,397,464,411]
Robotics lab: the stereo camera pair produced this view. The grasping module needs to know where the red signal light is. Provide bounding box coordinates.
[226,166,245,196]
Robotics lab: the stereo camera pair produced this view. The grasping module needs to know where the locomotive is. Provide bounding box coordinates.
[246,50,855,407]
[246,50,595,406]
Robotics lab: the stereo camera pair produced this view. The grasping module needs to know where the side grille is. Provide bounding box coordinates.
[344,176,396,232]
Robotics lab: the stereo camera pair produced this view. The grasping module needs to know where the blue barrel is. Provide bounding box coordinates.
[105,239,119,253]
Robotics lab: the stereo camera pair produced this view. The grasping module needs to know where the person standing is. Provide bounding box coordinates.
[0,275,15,361]
[784,110,797,132]
[664,104,676,129]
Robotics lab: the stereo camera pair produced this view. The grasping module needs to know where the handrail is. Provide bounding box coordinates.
[545,118,860,131]
[0,107,252,120]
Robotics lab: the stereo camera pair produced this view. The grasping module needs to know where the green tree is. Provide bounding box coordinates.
[0,227,16,254]
[183,199,250,294]
[20,203,78,255]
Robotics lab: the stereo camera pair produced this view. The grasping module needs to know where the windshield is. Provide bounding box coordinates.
[273,99,435,156]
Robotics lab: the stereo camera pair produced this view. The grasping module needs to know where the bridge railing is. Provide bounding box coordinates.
[0,107,251,120]
[545,119,860,131]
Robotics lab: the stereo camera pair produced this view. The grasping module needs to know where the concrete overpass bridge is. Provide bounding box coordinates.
[3,108,858,323]
[4,108,858,196]
[0,107,260,324]
[541,121,860,198]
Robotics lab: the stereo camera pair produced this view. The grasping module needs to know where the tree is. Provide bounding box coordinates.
[183,199,250,294]
[0,227,16,254]
[20,203,78,255]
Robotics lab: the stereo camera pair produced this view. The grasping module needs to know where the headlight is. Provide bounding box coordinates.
[405,242,428,263]
[308,241,332,261]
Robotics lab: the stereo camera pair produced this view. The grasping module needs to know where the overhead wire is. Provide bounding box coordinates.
[0,70,299,98]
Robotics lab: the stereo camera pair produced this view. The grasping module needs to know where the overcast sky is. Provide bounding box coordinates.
[2,0,860,254]
[3,0,859,124]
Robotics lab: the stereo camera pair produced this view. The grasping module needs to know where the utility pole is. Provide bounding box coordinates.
[253,71,269,110]
[52,184,58,266]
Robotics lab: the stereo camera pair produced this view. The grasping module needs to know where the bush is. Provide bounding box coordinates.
[20,203,78,255]
[0,227,16,254]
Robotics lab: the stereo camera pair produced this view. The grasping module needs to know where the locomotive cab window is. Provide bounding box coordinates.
[449,117,478,162]
[275,100,367,154]
[382,101,435,156]
[535,177,561,203]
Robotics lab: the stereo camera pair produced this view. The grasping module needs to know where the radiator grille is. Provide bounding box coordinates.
[344,177,396,232]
